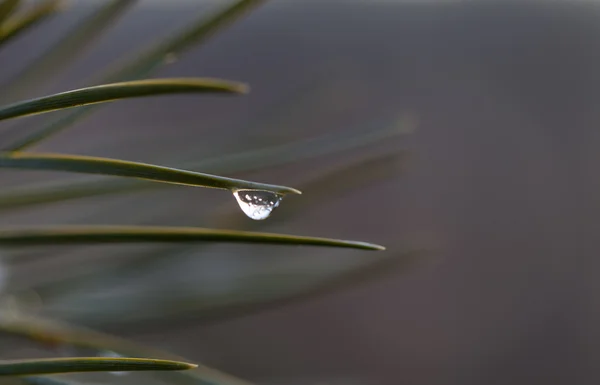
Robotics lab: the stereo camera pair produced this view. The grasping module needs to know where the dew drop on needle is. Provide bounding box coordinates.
[233,189,283,220]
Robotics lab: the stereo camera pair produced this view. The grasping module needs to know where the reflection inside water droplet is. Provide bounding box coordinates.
[233,189,283,220]
[98,350,128,376]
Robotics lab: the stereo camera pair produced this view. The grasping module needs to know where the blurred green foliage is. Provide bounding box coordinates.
[0,1,420,384]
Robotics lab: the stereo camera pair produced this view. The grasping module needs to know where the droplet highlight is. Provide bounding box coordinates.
[98,350,128,376]
[97,350,129,376]
[233,189,283,220]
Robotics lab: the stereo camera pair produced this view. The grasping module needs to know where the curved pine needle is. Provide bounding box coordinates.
[1,0,138,103]
[102,0,268,83]
[0,225,384,251]
[0,78,247,122]
[0,316,253,385]
[0,152,299,194]
[6,0,267,150]
[0,113,415,211]
[0,0,63,47]
[0,0,20,26]
[0,357,196,376]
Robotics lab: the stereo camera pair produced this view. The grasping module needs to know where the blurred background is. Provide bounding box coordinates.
[0,0,598,384]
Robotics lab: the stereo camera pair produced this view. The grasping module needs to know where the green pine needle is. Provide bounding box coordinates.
[0,225,384,251]
[0,0,21,26]
[0,0,64,48]
[0,357,196,376]
[0,78,247,122]
[7,0,267,151]
[1,0,138,103]
[0,152,299,194]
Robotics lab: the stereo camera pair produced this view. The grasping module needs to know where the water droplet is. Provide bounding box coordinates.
[233,189,283,220]
[98,350,128,376]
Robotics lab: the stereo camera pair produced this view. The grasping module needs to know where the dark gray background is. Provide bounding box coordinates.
[0,1,597,384]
